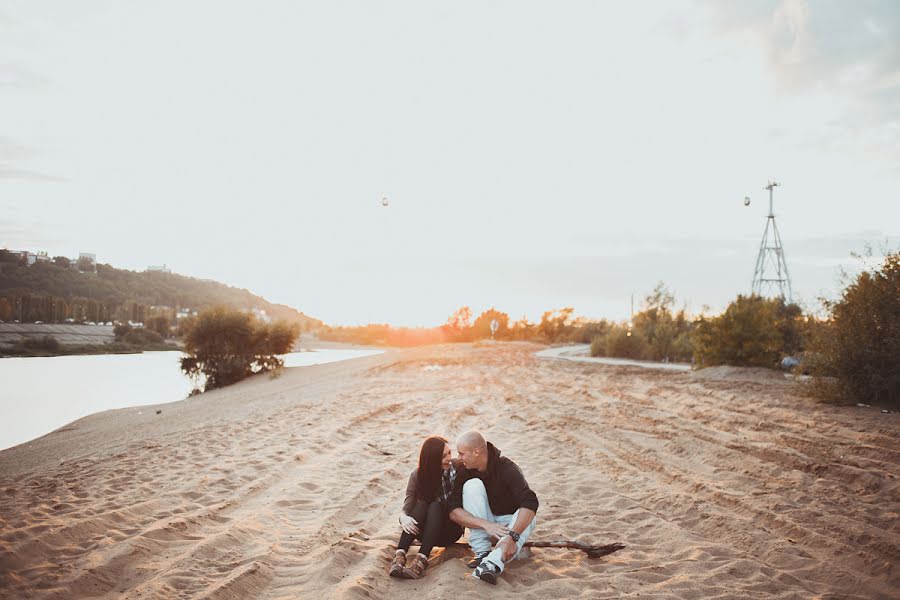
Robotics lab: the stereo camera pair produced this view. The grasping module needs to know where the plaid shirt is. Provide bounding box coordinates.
[441,462,458,504]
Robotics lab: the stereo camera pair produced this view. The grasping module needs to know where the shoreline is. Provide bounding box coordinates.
[0,346,388,454]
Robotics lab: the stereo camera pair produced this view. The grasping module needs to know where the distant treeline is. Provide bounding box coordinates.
[318,306,598,347]
[0,250,321,330]
[321,249,899,408]
[319,283,809,365]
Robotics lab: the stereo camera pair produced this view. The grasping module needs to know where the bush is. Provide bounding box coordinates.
[591,325,649,359]
[180,306,300,391]
[572,319,610,344]
[806,251,900,407]
[122,328,164,346]
[22,335,60,352]
[692,295,802,369]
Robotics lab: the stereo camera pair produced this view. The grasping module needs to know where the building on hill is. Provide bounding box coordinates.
[147,264,172,273]
[76,252,97,272]
[4,249,49,265]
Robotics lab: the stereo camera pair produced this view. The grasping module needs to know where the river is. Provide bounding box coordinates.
[0,348,383,451]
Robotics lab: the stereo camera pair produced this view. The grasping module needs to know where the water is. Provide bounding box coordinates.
[0,348,383,451]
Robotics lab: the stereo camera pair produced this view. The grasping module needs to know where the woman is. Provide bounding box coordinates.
[389,435,464,579]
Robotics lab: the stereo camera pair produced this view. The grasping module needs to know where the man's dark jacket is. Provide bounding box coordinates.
[448,442,539,516]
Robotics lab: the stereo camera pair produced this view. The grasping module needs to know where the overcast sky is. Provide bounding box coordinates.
[2,1,898,326]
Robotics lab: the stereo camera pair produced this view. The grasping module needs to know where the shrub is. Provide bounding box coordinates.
[180,306,300,391]
[806,251,900,407]
[591,325,649,359]
[22,335,60,352]
[692,295,780,368]
[122,328,164,346]
[692,295,803,369]
[573,319,610,344]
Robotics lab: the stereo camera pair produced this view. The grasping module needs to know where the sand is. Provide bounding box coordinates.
[1,342,898,599]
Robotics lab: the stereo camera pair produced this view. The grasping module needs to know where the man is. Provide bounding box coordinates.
[448,431,538,585]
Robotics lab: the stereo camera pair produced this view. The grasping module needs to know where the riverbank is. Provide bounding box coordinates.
[1,343,897,598]
[0,340,179,358]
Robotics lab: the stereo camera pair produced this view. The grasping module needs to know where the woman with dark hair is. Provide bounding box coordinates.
[389,435,463,579]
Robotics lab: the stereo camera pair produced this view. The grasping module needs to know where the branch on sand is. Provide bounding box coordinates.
[524,540,625,558]
[366,442,394,456]
[452,540,626,558]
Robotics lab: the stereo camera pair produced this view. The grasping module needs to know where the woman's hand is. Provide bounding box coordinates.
[399,514,419,535]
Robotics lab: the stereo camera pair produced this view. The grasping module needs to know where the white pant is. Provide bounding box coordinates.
[462,478,537,573]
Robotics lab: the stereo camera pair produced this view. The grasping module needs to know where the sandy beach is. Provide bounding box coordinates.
[1,342,898,599]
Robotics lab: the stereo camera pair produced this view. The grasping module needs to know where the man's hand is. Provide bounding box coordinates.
[483,521,509,540]
[498,535,517,562]
[399,514,419,535]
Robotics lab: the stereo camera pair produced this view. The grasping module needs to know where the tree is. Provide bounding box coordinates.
[508,316,535,341]
[807,251,900,407]
[0,297,11,321]
[538,307,574,342]
[147,314,172,338]
[180,306,300,391]
[631,282,693,361]
[443,306,474,341]
[53,256,71,268]
[76,256,95,272]
[692,295,786,368]
[473,308,510,339]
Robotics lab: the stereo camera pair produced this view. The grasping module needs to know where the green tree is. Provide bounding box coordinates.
[630,283,694,361]
[807,251,900,407]
[180,307,300,391]
[692,295,787,368]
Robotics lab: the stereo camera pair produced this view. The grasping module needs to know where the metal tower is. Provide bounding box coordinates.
[751,180,793,302]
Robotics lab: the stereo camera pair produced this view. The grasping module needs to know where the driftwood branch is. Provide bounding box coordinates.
[452,540,625,558]
[366,442,394,456]
[523,540,625,558]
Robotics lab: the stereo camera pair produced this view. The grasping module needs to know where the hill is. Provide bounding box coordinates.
[0,254,320,329]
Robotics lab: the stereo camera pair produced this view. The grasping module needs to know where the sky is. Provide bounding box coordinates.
[2,0,898,326]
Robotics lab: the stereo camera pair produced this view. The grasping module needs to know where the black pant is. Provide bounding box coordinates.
[398,499,463,557]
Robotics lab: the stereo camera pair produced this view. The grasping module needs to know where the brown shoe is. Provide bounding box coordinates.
[389,551,407,578]
[401,553,428,579]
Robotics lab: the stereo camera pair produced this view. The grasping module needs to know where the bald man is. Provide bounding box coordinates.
[447,431,538,585]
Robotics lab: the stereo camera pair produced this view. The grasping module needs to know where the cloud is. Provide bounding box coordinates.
[699,0,900,162]
[0,138,64,182]
[0,61,50,91]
